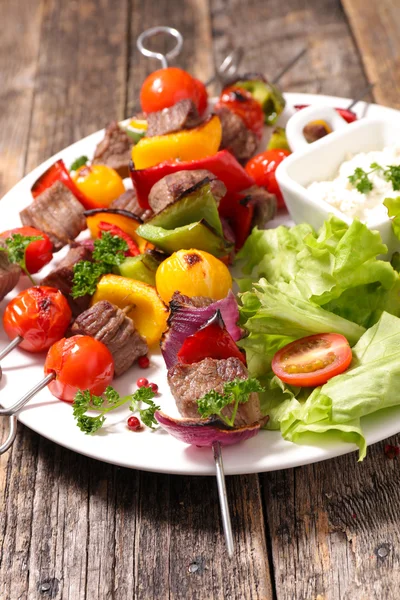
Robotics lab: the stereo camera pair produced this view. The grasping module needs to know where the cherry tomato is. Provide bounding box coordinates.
[192,78,208,115]
[140,67,207,115]
[1,226,53,274]
[245,149,291,208]
[44,335,114,402]
[216,86,264,138]
[72,165,125,209]
[272,333,352,387]
[3,287,71,353]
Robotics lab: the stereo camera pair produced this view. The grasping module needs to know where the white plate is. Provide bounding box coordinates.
[1,93,400,476]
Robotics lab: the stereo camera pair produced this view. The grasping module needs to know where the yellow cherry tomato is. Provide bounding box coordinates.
[131,115,222,170]
[91,274,168,346]
[73,165,125,208]
[156,249,232,305]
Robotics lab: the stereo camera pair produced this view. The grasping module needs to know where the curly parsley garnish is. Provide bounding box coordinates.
[70,155,89,171]
[73,385,160,434]
[0,233,43,284]
[348,162,400,194]
[197,377,264,428]
[71,232,128,298]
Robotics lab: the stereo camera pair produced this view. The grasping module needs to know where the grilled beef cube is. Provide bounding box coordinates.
[303,122,330,143]
[41,245,93,317]
[170,291,214,310]
[71,300,148,376]
[148,170,227,215]
[215,107,258,163]
[244,185,277,227]
[146,99,202,137]
[110,189,153,221]
[92,121,132,178]
[0,244,20,301]
[168,357,262,426]
[20,181,86,252]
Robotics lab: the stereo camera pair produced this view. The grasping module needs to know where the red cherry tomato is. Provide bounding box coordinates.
[192,78,208,115]
[216,86,264,138]
[272,333,352,387]
[245,149,291,208]
[44,335,114,402]
[1,226,53,274]
[3,287,72,353]
[140,67,207,115]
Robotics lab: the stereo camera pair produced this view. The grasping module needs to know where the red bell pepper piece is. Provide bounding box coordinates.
[177,311,246,365]
[130,150,255,210]
[219,191,254,251]
[294,105,357,124]
[31,159,91,207]
[98,221,140,256]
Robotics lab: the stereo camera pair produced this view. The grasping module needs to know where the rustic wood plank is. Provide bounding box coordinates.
[0,0,43,196]
[342,0,400,109]
[127,0,215,116]
[25,0,129,174]
[210,0,369,98]
[263,435,400,600]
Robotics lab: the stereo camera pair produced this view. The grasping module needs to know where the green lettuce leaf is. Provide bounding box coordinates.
[273,312,400,460]
[384,196,400,240]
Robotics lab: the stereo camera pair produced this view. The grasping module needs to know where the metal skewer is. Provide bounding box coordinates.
[346,82,375,110]
[271,47,308,84]
[0,335,23,382]
[0,372,55,454]
[137,26,183,69]
[213,441,234,558]
[205,47,244,87]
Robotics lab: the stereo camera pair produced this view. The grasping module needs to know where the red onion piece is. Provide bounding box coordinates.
[155,410,264,447]
[161,290,242,369]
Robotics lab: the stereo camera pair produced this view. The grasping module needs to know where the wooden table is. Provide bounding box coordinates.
[1,1,400,598]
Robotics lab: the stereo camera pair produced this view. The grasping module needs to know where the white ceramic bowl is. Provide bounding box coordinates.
[276,105,400,256]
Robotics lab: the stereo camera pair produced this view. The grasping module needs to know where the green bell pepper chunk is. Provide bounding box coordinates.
[114,254,160,286]
[149,183,223,236]
[235,79,286,126]
[267,127,290,151]
[136,221,233,257]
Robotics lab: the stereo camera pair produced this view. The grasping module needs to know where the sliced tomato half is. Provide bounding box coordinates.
[272,333,352,387]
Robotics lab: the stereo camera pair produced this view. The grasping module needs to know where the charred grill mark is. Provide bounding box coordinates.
[184,253,202,267]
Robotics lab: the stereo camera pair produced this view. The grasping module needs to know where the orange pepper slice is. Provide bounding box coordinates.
[86,212,152,253]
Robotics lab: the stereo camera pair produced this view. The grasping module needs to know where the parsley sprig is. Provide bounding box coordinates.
[71,232,128,298]
[197,377,264,428]
[348,162,400,194]
[73,385,160,434]
[70,155,89,171]
[0,233,43,284]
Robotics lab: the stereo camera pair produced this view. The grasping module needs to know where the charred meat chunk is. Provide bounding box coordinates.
[0,244,20,301]
[169,291,214,310]
[41,244,93,317]
[110,189,153,221]
[20,181,86,252]
[215,107,258,163]
[148,170,227,215]
[92,121,132,178]
[303,122,330,143]
[168,357,262,426]
[243,185,277,227]
[71,300,148,376]
[146,99,202,137]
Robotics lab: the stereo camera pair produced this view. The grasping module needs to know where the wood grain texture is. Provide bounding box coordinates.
[0,0,43,196]
[210,0,369,98]
[342,0,400,109]
[263,435,400,600]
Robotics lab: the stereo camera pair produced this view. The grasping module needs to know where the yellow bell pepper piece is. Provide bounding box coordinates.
[92,274,168,346]
[131,115,222,170]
